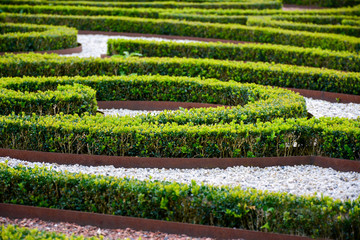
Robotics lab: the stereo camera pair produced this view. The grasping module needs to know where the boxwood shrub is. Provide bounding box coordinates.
[1,54,359,95]
[282,0,360,7]
[0,22,77,52]
[0,0,283,9]
[107,39,360,72]
[2,13,360,52]
[0,163,359,239]
[0,83,97,115]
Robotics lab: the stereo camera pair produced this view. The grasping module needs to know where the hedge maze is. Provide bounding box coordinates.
[0,0,360,238]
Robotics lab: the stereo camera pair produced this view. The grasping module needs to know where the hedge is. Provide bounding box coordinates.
[0,225,103,240]
[0,4,248,24]
[1,53,359,95]
[0,74,306,125]
[1,163,359,239]
[270,14,360,25]
[0,0,283,9]
[282,0,360,7]
[107,38,360,72]
[342,18,360,25]
[247,16,360,37]
[2,13,360,52]
[0,83,97,116]
[0,22,77,52]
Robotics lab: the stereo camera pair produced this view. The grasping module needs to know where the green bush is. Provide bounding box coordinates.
[342,18,360,25]
[0,225,103,240]
[0,74,307,124]
[2,12,360,52]
[107,38,360,72]
[247,16,360,37]
[1,163,359,239]
[1,53,359,95]
[270,14,360,24]
[0,83,97,115]
[282,0,360,7]
[0,0,283,9]
[0,22,77,52]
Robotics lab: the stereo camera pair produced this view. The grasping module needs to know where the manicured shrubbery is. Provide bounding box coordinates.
[2,13,360,52]
[0,22,77,52]
[0,74,307,124]
[282,0,360,7]
[1,54,359,94]
[247,16,360,37]
[0,0,283,9]
[0,83,97,115]
[107,39,360,72]
[1,163,359,239]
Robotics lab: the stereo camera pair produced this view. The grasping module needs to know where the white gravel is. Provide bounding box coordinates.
[1,156,359,201]
[62,34,198,58]
[99,97,360,119]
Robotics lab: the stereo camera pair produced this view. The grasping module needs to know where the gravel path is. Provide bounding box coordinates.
[0,217,213,240]
[2,157,359,201]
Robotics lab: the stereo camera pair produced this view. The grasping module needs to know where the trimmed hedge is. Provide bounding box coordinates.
[270,14,360,24]
[343,18,360,25]
[0,74,307,125]
[282,0,360,7]
[247,16,360,37]
[1,113,360,159]
[1,53,359,95]
[107,39,360,72]
[1,163,359,239]
[0,83,97,116]
[0,4,248,24]
[0,0,283,9]
[0,22,77,52]
[0,225,103,240]
[2,13,359,52]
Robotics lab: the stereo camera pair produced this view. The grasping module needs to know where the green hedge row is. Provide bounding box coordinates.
[1,163,359,239]
[0,74,306,125]
[2,13,360,52]
[0,83,97,116]
[247,16,360,37]
[1,53,359,95]
[0,113,359,159]
[0,0,283,9]
[107,39,360,72]
[282,0,360,7]
[0,4,248,24]
[0,225,102,240]
[270,14,360,25]
[0,22,77,52]
[343,18,360,25]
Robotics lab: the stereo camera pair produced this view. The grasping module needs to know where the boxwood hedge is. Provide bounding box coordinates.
[1,53,359,95]
[0,22,77,52]
[0,0,283,9]
[0,163,359,239]
[282,0,360,7]
[107,39,360,72]
[2,13,360,52]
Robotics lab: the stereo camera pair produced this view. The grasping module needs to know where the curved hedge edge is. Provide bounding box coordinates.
[2,12,360,52]
[1,54,359,95]
[0,0,283,10]
[107,38,360,72]
[342,18,360,26]
[0,74,307,125]
[0,83,97,115]
[247,16,360,37]
[1,163,359,239]
[0,22,77,52]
